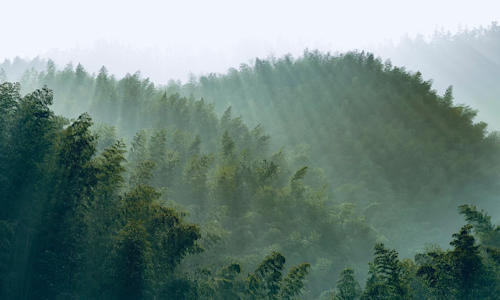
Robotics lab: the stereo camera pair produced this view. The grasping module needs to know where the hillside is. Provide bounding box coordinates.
[167,50,500,253]
[374,21,500,129]
[1,48,500,299]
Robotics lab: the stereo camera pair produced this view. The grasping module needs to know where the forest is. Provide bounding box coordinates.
[374,21,500,129]
[1,24,500,300]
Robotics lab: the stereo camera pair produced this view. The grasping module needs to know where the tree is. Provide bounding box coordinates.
[40,59,56,88]
[335,268,361,300]
[0,69,7,83]
[32,113,98,299]
[183,153,214,212]
[91,66,118,122]
[215,263,242,300]
[255,251,286,300]
[222,130,235,159]
[80,139,127,299]
[0,82,20,155]
[19,67,39,94]
[280,263,311,300]
[244,252,309,300]
[417,225,494,300]
[0,221,14,299]
[362,244,412,300]
[112,220,153,300]
[116,185,203,299]
[0,84,68,299]
[71,63,92,107]
[458,204,500,247]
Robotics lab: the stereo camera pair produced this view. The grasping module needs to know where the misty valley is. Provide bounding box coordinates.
[2,24,500,300]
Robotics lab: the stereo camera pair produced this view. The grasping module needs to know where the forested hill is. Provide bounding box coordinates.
[374,21,500,129]
[168,50,500,252]
[1,48,500,299]
[1,50,500,254]
[3,22,499,131]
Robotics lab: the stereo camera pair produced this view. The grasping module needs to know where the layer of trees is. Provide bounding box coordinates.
[0,81,374,299]
[374,21,500,129]
[1,42,500,298]
[166,50,500,255]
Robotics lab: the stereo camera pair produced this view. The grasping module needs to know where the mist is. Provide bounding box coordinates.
[2,1,500,299]
[2,0,498,79]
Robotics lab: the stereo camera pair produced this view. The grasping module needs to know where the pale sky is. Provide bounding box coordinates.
[1,0,499,82]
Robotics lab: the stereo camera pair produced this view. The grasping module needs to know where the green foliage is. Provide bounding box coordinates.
[113,220,154,299]
[167,50,500,260]
[2,39,500,299]
[335,268,361,300]
[241,252,310,300]
[255,251,286,299]
[377,22,500,129]
[458,204,500,248]
[0,68,7,83]
[362,244,413,300]
[280,263,311,300]
[0,221,14,298]
[94,122,118,153]
[417,225,496,300]
[33,112,99,299]
[222,130,236,158]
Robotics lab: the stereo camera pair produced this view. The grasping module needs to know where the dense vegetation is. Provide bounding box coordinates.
[375,21,500,129]
[163,50,500,255]
[0,82,317,299]
[1,39,500,299]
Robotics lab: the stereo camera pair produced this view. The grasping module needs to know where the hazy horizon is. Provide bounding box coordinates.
[2,0,499,84]
[3,2,500,299]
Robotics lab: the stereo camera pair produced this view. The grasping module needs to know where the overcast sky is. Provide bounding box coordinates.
[1,0,499,82]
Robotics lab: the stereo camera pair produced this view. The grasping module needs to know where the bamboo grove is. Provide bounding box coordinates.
[2,38,500,299]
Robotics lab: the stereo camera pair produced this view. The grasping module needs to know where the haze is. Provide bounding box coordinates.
[3,1,500,299]
[2,0,498,82]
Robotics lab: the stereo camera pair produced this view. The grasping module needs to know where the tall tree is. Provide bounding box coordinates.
[418,225,494,300]
[335,268,362,300]
[31,113,98,299]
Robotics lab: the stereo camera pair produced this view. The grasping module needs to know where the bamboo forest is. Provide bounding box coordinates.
[1,18,500,300]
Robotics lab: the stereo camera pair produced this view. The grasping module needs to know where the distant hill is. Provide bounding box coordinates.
[170,49,500,254]
[373,21,500,129]
[2,44,500,298]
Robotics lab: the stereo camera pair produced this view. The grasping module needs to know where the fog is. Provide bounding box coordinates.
[2,0,498,81]
[3,1,499,127]
[2,1,500,299]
